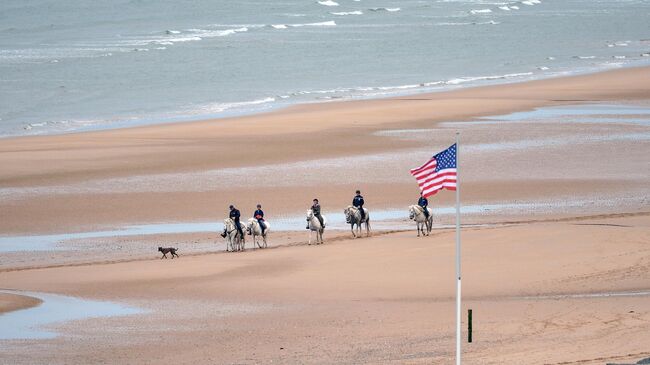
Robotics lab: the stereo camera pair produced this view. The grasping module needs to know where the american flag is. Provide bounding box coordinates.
[410,143,457,198]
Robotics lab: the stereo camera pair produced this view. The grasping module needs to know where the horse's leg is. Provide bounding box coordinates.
[262,232,267,248]
[308,228,312,245]
[351,223,356,238]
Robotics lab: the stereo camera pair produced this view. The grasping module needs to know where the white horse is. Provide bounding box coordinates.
[409,205,433,237]
[223,218,246,251]
[246,218,270,249]
[306,210,327,245]
[343,206,370,238]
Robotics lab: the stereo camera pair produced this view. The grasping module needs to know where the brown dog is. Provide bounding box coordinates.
[158,247,179,259]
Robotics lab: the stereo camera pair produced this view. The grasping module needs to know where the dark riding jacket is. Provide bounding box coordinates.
[418,197,428,209]
[229,209,241,222]
[311,203,321,216]
[352,195,364,208]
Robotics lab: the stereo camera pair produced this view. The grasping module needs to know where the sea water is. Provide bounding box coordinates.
[1,0,649,136]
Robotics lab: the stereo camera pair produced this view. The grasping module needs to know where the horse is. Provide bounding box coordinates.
[246,218,270,249]
[223,218,246,251]
[408,205,433,237]
[306,209,327,245]
[343,206,370,238]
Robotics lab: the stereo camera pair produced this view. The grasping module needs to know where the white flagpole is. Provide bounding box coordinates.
[455,132,462,365]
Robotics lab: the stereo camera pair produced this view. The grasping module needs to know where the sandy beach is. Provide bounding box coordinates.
[1,66,649,363]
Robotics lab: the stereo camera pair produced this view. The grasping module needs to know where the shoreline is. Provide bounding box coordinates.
[3,65,650,144]
[6,61,649,139]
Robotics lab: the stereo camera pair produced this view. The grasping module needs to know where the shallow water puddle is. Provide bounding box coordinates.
[0,290,142,340]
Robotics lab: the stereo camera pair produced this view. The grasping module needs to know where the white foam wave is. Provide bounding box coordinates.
[317,0,339,6]
[191,97,277,115]
[470,8,492,14]
[446,72,533,85]
[499,6,511,10]
[510,5,520,9]
[270,24,288,29]
[330,10,363,15]
[288,21,336,27]
[574,56,596,59]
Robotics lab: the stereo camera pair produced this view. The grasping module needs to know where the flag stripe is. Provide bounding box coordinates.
[417,169,457,187]
[410,144,457,198]
[410,159,437,174]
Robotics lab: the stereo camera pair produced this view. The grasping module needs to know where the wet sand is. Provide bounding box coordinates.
[0,292,42,314]
[0,214,649,364]
[0,66,649,234]
[0,67,649,363]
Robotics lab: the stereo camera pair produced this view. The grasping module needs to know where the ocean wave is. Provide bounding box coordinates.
[330,11,363,15]
[470,9,492,14]
[574,56,596,59]
[190,97,277,115]
[283,72,534,99]
[437,20,500,26]
[288,21,336,27]
[317,0,339,6]
[445,72,533,85]
[369,7,401,12]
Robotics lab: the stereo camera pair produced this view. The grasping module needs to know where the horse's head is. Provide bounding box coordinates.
[344,207,353,223]
[408,206,416,220]
[306,210,313,221]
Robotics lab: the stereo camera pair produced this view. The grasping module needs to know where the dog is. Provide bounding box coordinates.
[158,246,179,259]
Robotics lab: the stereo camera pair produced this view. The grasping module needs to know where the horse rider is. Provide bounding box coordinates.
[352,190,365,221]
[253,204,266,235]
[221,205,244,238]
[418,192,430,219]
[307,198,325,229]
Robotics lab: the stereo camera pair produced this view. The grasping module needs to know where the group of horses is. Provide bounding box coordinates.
[222,204,434,252]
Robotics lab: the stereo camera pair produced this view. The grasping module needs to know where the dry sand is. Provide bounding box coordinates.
[0,67,649,364]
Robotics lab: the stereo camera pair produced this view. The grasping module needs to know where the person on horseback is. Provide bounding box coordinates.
[418,192,430,219]
[253,204,266,235]
[352,190,365,221]
[221,204,244,238]
[307,198,325,229]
